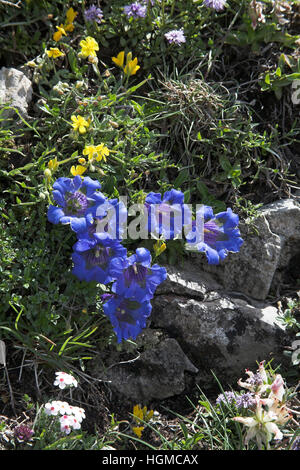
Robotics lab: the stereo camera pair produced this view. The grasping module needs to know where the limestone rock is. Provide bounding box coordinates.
[97,337,198,403]
[0,67,33,122]
[151,292,289,387]
[190,198,300,300]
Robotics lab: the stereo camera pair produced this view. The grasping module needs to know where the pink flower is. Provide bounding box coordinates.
[59,414,73,434]
[233,397,286,449]
[54,371,78,389]
[44,400,62,416]
[270,375,285,402]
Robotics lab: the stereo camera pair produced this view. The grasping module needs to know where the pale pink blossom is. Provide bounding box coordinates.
[270,374,285,402]
[233,397,284,449]
[54,371,78,389]
[44,400,62,416]
[59,414,73,434]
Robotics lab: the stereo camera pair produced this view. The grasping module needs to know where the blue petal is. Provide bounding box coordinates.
[145,192,162,205]
[163,189,184,205]
[47,205,65,224]
[52,190,65,207]
[72,175,82,191]
[135,247,152,266]
[82,176,102,196]
[70,217,88,233]
[53,177,73,194]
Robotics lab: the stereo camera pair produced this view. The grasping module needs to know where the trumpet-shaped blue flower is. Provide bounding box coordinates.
[110,247,167,302]
[102,293,152,343]
[47,175,106,233]
[185,206,243,264]
[72,234,127,284]
[145,189,191,240]
[76,198,128,242]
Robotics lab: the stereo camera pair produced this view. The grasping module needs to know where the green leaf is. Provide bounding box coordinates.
[174,169,189,189]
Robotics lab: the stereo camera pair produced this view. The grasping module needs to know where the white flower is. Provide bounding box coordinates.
[69,415,81,430]
[56,401,72,415]
[73,406,86,423]
[233,397,285,449]
[59,414,73,434]
[44,400,61,416]
[270,374,285,402]
[54,371,78,389]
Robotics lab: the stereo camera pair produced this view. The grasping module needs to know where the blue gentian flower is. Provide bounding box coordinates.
[145,189,191,240]
[47,176,106,234]
[102,293,152,342]
[185,206,243,264]
[110,247,167,302]
[76,198,128,242]
[124,2,147,18]
[72,234,127,284]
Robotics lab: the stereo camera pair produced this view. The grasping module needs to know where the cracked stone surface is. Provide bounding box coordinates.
[95,337,198,403]
[189,198,300,300]
[0,67,33,122]
[151,291,289,388]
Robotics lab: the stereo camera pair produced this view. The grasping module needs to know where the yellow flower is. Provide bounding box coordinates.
[112,51,140,76]
[25,61,37,68]
[124,57,140,76]
[53,24,67,42]
[83,144,109,162]
[79,37,99,58]
[46,47,65,59]
[132,426,144,438]
[70,165,87,176]
[112,51,125,69]
[78,157,86,165]
[64,23,75,32]
[48,157,59,172]
[153,239,167,257]
[133,404,154,423]
[71,115,91,134]
[133,404,144,422]
[66,7,78,24]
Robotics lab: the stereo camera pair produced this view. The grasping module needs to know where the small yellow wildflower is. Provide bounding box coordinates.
[70,165,87,176]
[71,115,91,134]
[83,144,109,163]
[133,404,154,425]
[112,51,140,77]
[124,56,140,76]
[44,168,52,179]
[46,48,65,59]
[25,61,37,68]
[53,24,67,42]
[48,157,59,172]
[66,7,78,25]
[78,157,86,165]
[132,426,144,438]
[64,23,75,32]
[79,37,99,58]
[112,51,125,69]
[153,239,167,257]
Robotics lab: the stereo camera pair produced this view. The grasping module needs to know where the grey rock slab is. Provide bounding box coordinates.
[151,293,290,386]
[189,198,300,300]
[97,337,198,403]
[0,67,33,122]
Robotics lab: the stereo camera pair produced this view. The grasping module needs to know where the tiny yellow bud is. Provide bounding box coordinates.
[44,168,52,179]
